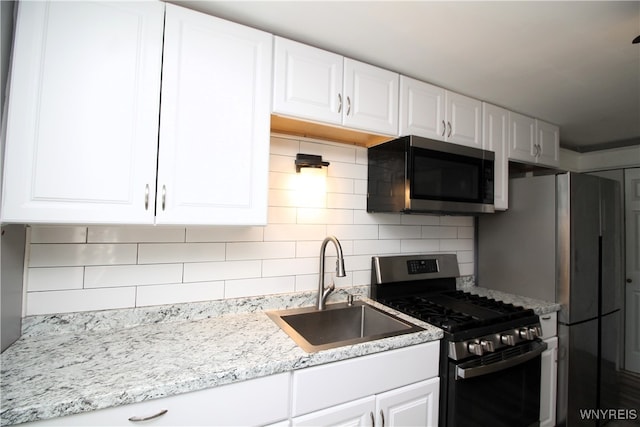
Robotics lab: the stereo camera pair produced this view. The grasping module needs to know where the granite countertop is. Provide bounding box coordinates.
[0,288,441,426]
[469,286,562,315]
[0,284,560,426]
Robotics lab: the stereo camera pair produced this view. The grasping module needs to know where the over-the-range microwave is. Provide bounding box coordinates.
[367,135,495,215]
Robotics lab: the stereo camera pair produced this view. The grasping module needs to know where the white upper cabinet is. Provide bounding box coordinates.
[399,76,482,148]
[157,4,272,225]
[343,58,399,135]
[272,37,343,125]
[273,37,399,135]
[446,91,483,148]
[1,1,164,224]
[1,2,272,225]
[536,119,560,167]
[508,112,560,168]
[399,76,446,139]
[482,103,509,210]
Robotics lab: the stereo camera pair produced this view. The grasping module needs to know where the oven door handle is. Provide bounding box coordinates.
[455,341,547,380]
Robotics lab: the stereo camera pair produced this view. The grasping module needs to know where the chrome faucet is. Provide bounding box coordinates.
[317,236,346,310]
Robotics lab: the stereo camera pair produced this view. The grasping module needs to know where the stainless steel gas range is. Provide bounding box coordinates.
[371,254,546,427]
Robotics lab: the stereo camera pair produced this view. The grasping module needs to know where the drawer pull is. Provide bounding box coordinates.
[128,409,168,422]
[541,316,551,320]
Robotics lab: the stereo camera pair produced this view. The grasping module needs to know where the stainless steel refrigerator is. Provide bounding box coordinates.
[477,172,623,426]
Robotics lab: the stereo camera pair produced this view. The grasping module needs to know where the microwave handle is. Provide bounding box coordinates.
[455,341,547,380]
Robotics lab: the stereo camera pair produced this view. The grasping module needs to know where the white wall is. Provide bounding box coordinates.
[23,135,475,316]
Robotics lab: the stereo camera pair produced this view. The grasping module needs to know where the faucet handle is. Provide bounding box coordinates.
[347,294,354,306]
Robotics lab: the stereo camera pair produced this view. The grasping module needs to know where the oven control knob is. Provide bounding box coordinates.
[500,334,516,346]
[480,339,495,353]
[467,342,484,356]
[519,328,535,340]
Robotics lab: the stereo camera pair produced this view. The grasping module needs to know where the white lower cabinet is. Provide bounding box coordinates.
[539,312,558,427]
[291,342,440,427]
[23,374,290,427]
[292,378,439,427]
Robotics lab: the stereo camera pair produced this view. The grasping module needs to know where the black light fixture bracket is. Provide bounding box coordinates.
[295,153,330,173]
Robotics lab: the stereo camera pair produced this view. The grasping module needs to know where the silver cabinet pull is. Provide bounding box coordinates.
[442,120,446,137]
[144,184,149,211]
[346,96,351,116]
[541,315,551,320]
[128,409,168,422]
[338,93,342,113]
[380,409,385,427]
[162,185,166,211]
[370,411,375,426]
[447,121,452,138]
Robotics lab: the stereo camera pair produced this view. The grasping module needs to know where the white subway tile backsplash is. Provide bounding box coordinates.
[264,224,327,241]
[226,242,295,261]
[353,239,401,255]
[87,226,185,243]
[138,243,225,264]
[327,224,378,240]
[84,264,183,288]
[422,226,458,239]
[27,267,84,291]
[327,193,366,210]
[26,288,136,315]
[185,227,263,243]
[136,281,224,307]
[400,239,440,254]
[22,135,476,315]
[440,239,474,251]
[262,257,317,277]
[184,260,262,283]
[379,225,422,240]
[30,226,87,243]
[225,276,296,299]
[29,244,137,267]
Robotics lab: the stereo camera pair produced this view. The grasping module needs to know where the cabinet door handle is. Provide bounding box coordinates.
[162,185,167,211]
[144,184,150,211]
[346,96,351,116]
[541,315,551,320]
[338,93,342,113]
[370,411,375,426]
[447,121,452,138]
[128,409,168,422]
[442,120,446,137]
[380,409,385,427]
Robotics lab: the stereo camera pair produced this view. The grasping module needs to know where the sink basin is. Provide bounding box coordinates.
[267,301,424,352]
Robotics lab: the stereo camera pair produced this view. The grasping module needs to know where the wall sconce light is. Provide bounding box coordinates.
[295,154,330,173]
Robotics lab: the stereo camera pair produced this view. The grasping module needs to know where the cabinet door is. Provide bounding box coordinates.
[376,378,439,427]
[272,37,343,125]
[1,1,164,224]
[157,4,272,225]
[343,59,399,135]
[24,373,290,426]
[540,337,558,427]
[445,91,482,148]
[399,76,446,140]
[482,103,509,210]
[292,396,375,427]
[536,120,560,167]
[508,111,536,163]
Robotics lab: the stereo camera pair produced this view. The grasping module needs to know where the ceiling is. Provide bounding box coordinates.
[170,0,640,153]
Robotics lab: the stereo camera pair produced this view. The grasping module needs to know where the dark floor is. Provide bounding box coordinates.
[608,370,640,426]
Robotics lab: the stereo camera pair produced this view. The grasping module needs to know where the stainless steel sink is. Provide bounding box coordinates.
[267,301,424,352]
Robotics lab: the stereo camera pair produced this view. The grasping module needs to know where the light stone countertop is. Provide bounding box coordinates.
[0,284,560,426]
[0,288,441,426]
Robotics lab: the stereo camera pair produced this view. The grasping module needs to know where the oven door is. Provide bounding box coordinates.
[445,340,546,427]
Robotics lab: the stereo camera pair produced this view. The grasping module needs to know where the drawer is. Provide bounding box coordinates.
[539,312,557,338]
[292,341,440,417]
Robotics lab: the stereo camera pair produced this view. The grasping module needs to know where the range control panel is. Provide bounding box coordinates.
[407,259,439,275]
